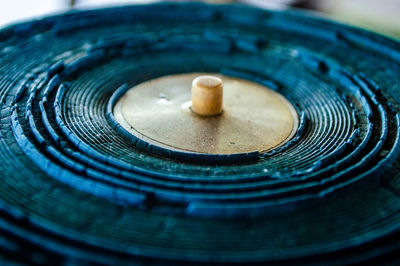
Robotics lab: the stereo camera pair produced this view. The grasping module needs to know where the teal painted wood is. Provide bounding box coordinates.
[0,2,400,264]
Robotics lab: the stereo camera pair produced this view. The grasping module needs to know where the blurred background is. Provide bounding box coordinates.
[1,0,399,40]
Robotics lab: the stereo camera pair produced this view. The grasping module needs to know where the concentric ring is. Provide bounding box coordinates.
[0,3,400,264]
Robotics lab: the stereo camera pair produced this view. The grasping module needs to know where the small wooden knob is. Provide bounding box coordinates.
[191,75,223,116]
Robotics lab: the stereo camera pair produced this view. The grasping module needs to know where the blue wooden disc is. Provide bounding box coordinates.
[0,2,400,264]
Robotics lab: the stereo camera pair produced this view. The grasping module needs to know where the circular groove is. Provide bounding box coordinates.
[0,3,399,264]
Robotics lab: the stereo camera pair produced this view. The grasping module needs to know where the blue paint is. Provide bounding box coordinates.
[1,2,400,264]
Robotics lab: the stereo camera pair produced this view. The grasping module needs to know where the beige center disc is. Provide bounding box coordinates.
[113,73,298,155]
